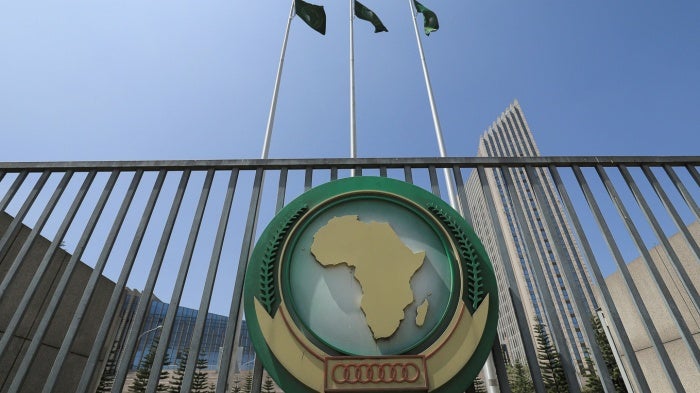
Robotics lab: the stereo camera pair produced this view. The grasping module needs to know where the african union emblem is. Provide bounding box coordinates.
[243,177,498,392]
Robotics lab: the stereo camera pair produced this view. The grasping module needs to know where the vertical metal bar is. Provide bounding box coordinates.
[595,309,634,392]
[613,166,700,371]
[8,171,112,391]
[663,165,700,221]
[490,336,511,393]
[451,165,470,223]
[243,169,292,393]
[403,166,413,184]
[476,166,545,393]
[428,165,441,197]
[354,166,362,177]
[110,170,193,392]
[42,171,144,393]
[532,167,598,311]
[0,171,28,212]
[583,165,683,392]
[500,167,580,392]
[525,166,614,393]
[251,170,293,393]
[276,169,289,211]
[553,165,650,391]
[0,171,71,299]
[686,164,700,187]
[216,168,264,393]
[509,288,545,393]
[304,167,313,192]
[330,167,338,181]
[379,166,387,177]
[277,169,289,208]
[76,170,167,393]
[642,166,700,261]
[0,171,48,265]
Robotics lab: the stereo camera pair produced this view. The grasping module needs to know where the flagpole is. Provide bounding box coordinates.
[349,0,358,175]
[409,2,500,391]
[408,0,458,209]
[261,0,296,160]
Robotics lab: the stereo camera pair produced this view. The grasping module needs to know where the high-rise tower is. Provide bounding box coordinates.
[465,101,598,379]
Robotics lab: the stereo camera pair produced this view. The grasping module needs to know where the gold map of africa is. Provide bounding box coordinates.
[310,215,426,339]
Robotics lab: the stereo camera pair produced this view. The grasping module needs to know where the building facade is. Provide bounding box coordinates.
[605,221,700,392]
[465,101,598,380]
[112,292,255,373]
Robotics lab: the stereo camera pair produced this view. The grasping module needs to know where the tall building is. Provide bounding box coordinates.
[465,101,598,379]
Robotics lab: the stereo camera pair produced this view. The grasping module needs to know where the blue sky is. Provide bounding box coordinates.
[1,1,699,161]
[0,2,698,315]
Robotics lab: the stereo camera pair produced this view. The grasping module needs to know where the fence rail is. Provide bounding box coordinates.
[0,156,698,393]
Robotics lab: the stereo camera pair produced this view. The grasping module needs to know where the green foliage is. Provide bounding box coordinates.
[427,204,484,311]
[591,315,628,392]
[169,350,188,393]
[96,344,118,393]
[129,338,170,393]
[191,354,214,393]
[507,361,534,393]
[262,374,276,393]
[472,376,486,393]
[259,206,308,314]
[582,355,604,393]
[243,373,253,393]
[230,375,243,393]
[95,370,114,393]
[534,323,568,393]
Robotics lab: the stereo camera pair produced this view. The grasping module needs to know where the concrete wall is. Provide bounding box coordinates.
[605,221,700,392]
[0,212,119,393]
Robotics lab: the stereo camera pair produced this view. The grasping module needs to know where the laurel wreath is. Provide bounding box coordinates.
[259,205,308,315]
[427,204,484,312]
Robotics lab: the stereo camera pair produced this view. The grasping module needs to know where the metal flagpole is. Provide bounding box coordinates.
[408,1,499,391]
[248,4,297,393]
[350,0,358,175]
[349,0,357,158]
[261,0,296,160]
[407,0,458,209]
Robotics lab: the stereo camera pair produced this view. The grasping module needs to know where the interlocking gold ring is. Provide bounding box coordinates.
[331,362,421,384]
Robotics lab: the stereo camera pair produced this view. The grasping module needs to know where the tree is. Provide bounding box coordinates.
[534,322,568,393]
[95,343,118,393]
[129,339,170,393]
[507,361,534,393]
[191,354,215,393]
[582,353,604,393]
[472,376,486,393]
[243,373,253,393]
[96,372,115,393]
[230,375,243,393]
[169,350,188,393]
[591,315,628,392]
[262,374,276,393]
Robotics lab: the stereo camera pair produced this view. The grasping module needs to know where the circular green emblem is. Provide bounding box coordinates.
[243,177,498,393]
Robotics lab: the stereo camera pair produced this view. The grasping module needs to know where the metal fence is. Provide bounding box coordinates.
[0,156,698,393]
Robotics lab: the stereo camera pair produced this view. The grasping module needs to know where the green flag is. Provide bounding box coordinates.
[354,1,388,33]
[295,0,326,35]
[414,1,439,35]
